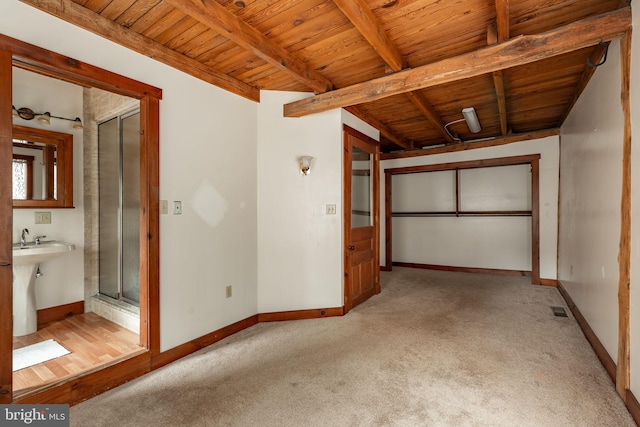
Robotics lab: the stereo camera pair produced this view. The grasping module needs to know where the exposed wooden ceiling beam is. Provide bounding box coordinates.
[345,106,413,150]
[493,0,510,134]
[488,24,508,135]
[333,0,454,144]
[380,128,560,160]
[284,7,631,118]
[166,0,333,94]
[332,0,405,71]
[331,0,422,148]
[495,0,510,43]
[169,0,408,147]
[20,0,260,102]
[169,0,406,148]
[403,92,454,144]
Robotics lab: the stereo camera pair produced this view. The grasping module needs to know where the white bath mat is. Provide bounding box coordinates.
[13,339,70,371]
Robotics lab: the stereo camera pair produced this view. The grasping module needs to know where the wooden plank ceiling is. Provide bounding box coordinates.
[21,0,630,152]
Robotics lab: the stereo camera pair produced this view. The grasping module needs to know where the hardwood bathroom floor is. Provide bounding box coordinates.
[12,312,146,398]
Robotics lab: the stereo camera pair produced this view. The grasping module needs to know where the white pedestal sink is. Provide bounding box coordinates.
[13,241,76,336]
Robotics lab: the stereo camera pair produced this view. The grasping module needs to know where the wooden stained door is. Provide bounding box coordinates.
[344,126,380,313]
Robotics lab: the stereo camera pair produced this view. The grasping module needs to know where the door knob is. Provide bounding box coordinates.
[348,245,355,250]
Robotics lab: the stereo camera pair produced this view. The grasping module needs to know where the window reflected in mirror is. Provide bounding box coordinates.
[12,125,73,208]
[12,153,34,199]
[12,140,57,200]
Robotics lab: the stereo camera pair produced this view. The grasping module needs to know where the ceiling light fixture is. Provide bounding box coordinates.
[461,107,481,133]
[12,105,84,129]
[444,107,482,142]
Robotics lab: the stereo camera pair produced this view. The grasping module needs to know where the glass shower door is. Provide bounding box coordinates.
[98,117,120,300]
[121,112,140,303]
[98,111,140,305]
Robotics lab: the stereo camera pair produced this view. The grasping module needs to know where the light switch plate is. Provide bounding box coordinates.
[326,204,337,215]
[173,201,182,215]
[35,212,51,224]
[160,200,168,215]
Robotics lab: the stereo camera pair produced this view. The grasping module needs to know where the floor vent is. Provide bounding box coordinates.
[551,306,568,317]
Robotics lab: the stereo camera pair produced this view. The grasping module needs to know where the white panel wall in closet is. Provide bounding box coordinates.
[391,164,532,271]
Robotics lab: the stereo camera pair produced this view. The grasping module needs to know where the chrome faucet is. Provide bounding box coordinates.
[20,228,29,247]
[34,235,47,245]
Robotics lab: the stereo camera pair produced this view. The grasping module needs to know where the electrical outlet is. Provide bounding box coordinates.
[173,201,182,215]
[226,285,232,298]
[35,212,51,224]
[160,200,168,214]
[326,204,337,215]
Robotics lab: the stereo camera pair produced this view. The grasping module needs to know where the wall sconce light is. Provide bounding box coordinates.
[299,156,314,175]
[12,105,84,129]
[444,107,482,142]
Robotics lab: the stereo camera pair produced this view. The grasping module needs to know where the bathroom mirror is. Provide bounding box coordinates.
[12,125,74,208]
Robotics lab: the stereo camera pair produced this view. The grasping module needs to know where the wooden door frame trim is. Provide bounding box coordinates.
[384,154,541,285]
[343,125,380,314]
[0,34,161,402]
[616,29,632,400]
[0,48,13,404]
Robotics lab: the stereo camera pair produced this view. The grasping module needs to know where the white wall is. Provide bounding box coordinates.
[558,40,623,363]
[256,91,342,312]
[381,137,559,279]
[561,24,640,400]
[558,42,623,360]
[160,76,258,348]
[3,1,258,351]
[12,68,85,309]
[256,92,378,313]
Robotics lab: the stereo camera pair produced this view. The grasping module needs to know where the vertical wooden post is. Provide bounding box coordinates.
[373,145,380,294]
[455,169,460,217]
[343,129,352,313]
[616,29,632,400]
[531,158,540,285]
[139,95,161,357]
[384,171,392,271]
[487,23,508,135]
[0,49,13,403]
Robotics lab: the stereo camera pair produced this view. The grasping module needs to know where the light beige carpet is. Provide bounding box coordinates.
[71,268,635,426]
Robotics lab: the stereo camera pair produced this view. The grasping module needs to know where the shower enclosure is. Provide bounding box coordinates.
[98,111,140,305]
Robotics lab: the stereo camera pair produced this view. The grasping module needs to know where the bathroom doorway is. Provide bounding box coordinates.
[98,111,141,306]
[0,34,161,404]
